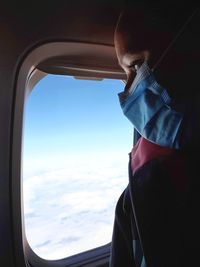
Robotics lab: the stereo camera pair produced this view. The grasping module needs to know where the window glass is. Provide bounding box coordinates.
[23,75,133,260]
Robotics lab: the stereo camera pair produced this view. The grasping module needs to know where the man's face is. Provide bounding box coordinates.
[114,20,151,91]
[114,9,197,98]
[114,9,174,91]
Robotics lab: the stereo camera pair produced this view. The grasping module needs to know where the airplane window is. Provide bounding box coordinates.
[23,75,133,260]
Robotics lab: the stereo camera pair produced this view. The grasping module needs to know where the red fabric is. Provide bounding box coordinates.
[164,154,189,192]
[131,137,174,174]
[131,137,189,192]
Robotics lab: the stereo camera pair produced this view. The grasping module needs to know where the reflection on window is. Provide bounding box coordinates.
[23,75,132,260]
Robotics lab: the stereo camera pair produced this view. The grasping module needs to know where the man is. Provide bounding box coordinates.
[110,4,200,267]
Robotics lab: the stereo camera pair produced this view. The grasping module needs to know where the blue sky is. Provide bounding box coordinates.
[23,74,134,259]
[24,75,133,163]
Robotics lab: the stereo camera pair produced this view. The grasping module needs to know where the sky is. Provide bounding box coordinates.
[23,75,133,259]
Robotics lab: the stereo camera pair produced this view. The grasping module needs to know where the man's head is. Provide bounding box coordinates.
[114,4,199,97]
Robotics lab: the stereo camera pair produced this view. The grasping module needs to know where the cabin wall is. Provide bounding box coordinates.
[0,2,122,266]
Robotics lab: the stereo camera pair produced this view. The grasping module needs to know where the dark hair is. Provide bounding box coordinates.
[115,3,200,98]
[116,3,200,53]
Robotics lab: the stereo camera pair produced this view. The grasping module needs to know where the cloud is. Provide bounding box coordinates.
[23,152,129,260]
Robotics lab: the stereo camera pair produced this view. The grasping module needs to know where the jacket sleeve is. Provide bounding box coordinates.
[129,154,200,267]
[109,187,136,267]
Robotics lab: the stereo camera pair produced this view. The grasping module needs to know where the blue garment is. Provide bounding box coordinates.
[119,62,183,149]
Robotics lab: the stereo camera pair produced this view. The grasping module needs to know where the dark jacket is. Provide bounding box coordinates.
[110,151,200,267]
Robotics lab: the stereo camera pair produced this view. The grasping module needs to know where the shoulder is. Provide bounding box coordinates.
[131,151,189,193]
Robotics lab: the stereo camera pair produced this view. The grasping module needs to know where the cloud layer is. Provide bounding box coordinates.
[23,152,129,260]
